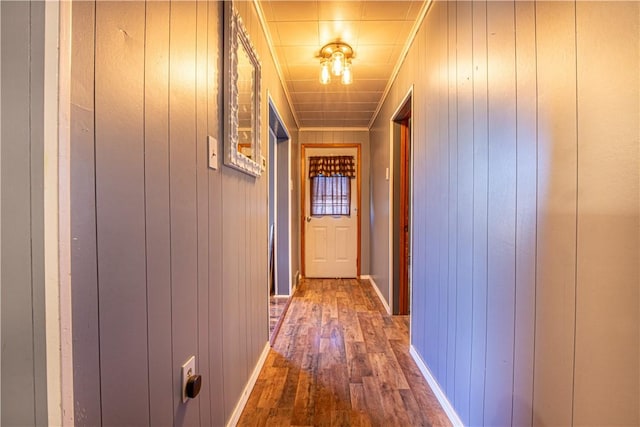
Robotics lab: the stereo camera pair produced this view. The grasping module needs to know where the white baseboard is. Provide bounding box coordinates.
[226,341,271,427]
[409,345,464,427]
[360,275,391,315]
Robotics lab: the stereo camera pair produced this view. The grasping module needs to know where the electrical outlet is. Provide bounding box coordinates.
[208,136,218,170]
[181,356,195,403]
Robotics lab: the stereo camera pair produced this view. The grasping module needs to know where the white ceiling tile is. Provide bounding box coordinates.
[345,79,387,92]
[353,45,395,64]
[297,111,325,120]
[294,102,332,112]
[323,111,373,120]
[352,63,392,80]
[277,45,319,65]
[293,102,376,113]
[269,1,319,22]
[299,119,329,127]
[276,22,319,46]
[317,1,364,21]
[292,91,383,104]
[318,20,360,45]
[362,1,412,21]
[357,21,407,45]
[319,119,371,127]
[286,64,324,81]
[292,80,331,93]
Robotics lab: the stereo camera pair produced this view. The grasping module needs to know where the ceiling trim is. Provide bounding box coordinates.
[253,0,301,129]
[300,127,370,132]
[367,0,434,129]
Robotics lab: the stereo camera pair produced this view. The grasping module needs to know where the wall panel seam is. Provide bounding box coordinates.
[571,1,579,422]
[91,1,104,423]
[142,2,151,425]
[481,1,489,423]
[530,2,539,424]
[167,1,176,422]
[28,2,38,423]
[468,1,476,420]
[511,2,518,425]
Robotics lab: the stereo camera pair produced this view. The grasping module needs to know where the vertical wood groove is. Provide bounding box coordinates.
[141,2,151,424]
[570,3,579,424]
[92,2,103,424]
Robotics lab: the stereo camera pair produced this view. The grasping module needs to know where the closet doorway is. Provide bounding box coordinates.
[267,97,292,343]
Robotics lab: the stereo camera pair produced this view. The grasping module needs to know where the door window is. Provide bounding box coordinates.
[310,176,351,216]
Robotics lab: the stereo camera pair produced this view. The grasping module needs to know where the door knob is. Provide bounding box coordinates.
[306,216,312,222]
[186,373,202,399]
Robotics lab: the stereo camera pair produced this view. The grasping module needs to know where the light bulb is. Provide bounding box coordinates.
[319,60,331,84]
[331,51,344,76]
[341,61,352,85]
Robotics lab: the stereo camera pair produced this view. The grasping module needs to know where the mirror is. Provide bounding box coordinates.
[237,40,254,159]
[223,1,262,176]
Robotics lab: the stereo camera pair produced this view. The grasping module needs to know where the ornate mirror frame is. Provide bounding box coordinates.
[223,1,262,177]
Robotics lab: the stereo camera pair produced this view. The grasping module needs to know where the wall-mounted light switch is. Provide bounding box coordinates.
[208,136,218,170]
[385,167,390,181]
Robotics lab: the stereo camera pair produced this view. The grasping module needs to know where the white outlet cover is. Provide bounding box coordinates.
[181,356,195,403]
[208,136,218,170]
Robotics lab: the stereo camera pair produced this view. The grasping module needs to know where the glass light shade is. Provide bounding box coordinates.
[320,60,331,84]
[341,61,352,85]
[331,51,344,76]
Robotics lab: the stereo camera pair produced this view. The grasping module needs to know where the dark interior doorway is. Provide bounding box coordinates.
[392,93,412,315]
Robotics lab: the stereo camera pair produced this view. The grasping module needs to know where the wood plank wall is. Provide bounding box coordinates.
[69,1,297,425]
[369,1,639,425]
[1,2,49,425]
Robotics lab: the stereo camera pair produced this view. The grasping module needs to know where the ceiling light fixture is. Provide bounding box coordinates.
[318,41,354,85]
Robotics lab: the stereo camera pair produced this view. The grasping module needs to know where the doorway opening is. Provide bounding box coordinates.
[301,144,361,278]
[267,96,292,343]
[390,88,413,315]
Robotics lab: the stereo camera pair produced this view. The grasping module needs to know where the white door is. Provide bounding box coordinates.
[304,147,358,278]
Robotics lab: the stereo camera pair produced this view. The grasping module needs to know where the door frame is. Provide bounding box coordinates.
[389,86,414,315]
[267,93,292,296]
[300,143,361,277]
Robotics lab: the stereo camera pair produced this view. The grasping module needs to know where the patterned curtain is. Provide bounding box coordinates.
[308,156,356,178]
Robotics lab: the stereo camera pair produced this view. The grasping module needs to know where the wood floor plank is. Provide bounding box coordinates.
[358,312,391,354]
[238,278,451,427]
[345,341,373,383]
[257,366,288,408]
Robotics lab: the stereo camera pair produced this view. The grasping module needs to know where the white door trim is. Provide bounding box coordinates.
[388,85,414,319]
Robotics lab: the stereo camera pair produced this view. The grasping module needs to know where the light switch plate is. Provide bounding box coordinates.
[385,167,390,181]
[208,136,218,170]
[181,356,195,403]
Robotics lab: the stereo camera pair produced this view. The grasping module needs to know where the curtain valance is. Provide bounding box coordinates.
[308,156,355,178]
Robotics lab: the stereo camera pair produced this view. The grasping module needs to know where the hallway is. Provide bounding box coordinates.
[239,278,450,426]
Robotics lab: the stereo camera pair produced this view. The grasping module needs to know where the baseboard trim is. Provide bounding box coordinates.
[361,275,391,315]
[409,345,464,427]
[226,341,270,427]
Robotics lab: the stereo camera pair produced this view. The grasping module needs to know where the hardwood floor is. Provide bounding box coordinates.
[269,295,290,338]
[239,278,451,426]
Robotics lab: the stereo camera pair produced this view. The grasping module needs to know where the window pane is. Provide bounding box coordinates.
[310,176,350,216]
